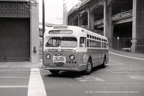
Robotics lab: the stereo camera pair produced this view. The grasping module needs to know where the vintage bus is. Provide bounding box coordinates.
[42,25,109,74]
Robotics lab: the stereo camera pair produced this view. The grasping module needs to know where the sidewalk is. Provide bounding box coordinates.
[0,62,42,69]
[109,48,144,59]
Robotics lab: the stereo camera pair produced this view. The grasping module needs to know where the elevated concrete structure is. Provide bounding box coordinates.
[68,0,144,53]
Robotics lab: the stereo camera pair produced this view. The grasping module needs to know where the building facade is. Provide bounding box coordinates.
[0,0,39,63]
[68,0,144,53]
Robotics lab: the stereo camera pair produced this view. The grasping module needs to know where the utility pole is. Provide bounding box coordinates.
[42,0,45,64]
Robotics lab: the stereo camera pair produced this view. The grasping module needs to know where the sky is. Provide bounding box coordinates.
[39,0,80,24]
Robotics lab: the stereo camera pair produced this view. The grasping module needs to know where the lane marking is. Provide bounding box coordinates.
[85,91,139,94]
[0,77,29,79]
[109,52,144,61]
[0,86,28,88]
[106,70,144,74]
[108,60,124,65]
[128,75,144,80]
[27,68,47,96]
[76,76,105,82]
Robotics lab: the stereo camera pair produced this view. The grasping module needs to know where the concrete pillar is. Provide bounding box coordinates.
[132,0,144,52]
[87,9,94,30]
[79,13,83,26]
[30,0,39,63]
[132,0,137,52]
[69,19,72,25]
[71,18,74,25]
[104,0,107,36]
[77,14,80,26]
[87,9,90,29]
[73,16,76,26]
[104,0,113,48]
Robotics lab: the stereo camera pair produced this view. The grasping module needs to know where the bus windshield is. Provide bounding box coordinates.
[45,37,77,47]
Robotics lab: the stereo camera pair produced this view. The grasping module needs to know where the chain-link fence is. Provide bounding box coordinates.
[108,38,144,54]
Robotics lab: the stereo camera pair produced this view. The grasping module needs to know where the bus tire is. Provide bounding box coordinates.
[84,60,92,75]
[49,70,60,74]
[101,56,106,68]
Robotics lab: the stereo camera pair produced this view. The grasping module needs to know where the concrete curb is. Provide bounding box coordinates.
[109,49,144,59]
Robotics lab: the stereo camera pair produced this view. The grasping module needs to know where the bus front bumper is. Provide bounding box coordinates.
[42,64,86,72]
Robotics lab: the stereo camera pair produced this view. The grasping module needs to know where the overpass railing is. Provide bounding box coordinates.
[94,10,133,26]
[112,10,132,21]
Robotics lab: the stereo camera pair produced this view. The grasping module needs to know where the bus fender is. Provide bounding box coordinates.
[88,56,93,68]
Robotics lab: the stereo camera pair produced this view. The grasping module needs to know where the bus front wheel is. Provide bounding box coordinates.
[84,60,92,75]
[101,56,106,68]
[49,70,60,74]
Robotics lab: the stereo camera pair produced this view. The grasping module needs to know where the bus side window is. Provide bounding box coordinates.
[80,37,86,47]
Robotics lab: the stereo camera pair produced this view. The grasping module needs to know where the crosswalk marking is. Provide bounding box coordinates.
[27,68,47,96]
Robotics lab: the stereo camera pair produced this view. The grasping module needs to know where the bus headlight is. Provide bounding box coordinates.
[46,54,51,59]
[69,55,75,60]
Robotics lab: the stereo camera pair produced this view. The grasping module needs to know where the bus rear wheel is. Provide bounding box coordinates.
[49,70,60,74]
[84,60,92,75]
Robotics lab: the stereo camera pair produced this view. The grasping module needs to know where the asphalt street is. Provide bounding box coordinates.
[0,51,144,96]
[0,69,30,96]
[41,52,144,96]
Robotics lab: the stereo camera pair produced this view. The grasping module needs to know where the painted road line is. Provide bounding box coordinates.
[27,68,47,96]
[0,86,28,88]
[76,76,105,82]
[108,60,124,65]
[85,91,139,94]
[106,70,144,74]
[109,52,144,61]
[0,77,29,79]
[128,75,144,80]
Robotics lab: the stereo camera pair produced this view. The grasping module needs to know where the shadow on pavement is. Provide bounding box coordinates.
[45,65,108,78]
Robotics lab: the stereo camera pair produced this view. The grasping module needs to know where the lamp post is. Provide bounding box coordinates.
[42,0,45,64]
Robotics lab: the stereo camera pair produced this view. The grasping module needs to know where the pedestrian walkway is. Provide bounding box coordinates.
[28,68,47,96]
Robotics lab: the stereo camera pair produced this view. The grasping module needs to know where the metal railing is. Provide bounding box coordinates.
[94,10,132,26]
[112,10,132,21]
[94,19,103,25]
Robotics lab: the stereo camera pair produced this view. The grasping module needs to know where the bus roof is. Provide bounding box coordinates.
[45,25,107,40]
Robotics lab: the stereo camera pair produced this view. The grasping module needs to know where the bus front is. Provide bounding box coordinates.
[42,26,87,74]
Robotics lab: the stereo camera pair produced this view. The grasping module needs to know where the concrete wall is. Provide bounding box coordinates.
[30,0,39,63]
[0,0,39,63]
